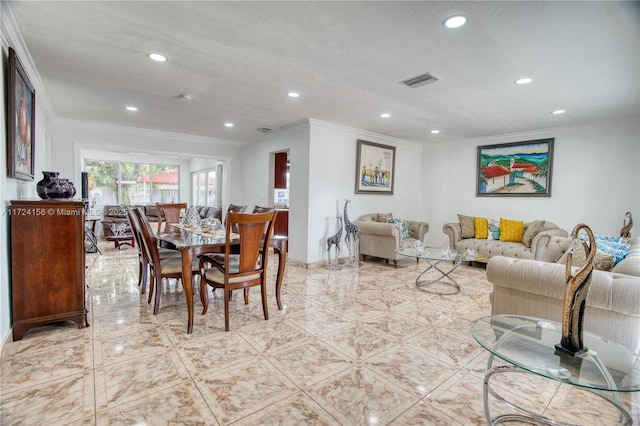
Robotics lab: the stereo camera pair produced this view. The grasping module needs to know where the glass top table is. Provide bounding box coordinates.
[395,247,487,294]
[470,315,640,425]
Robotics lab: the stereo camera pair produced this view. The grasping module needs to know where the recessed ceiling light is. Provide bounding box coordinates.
[431,130,440,134]
[148,53,167,62]
[552,109,566,114]
[443,15,467,29]
[288,92,300,98]
[126,106,138,111]
[224,122,234,127]
[515,77,533,85]
[380,113,391,118]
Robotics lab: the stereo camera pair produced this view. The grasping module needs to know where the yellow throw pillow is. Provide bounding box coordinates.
[499,217,524,242]
[474,217,488,239]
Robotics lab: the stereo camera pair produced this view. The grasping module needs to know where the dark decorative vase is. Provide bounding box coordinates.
[45,178,75,199]
[36,171,59,199]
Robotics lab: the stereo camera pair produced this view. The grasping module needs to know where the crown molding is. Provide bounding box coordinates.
[1,1,55,126]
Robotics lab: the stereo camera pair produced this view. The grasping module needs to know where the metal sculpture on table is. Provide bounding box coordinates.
[342,199,360,268]
[555,223,596,357]
[620,211,633,239]
[326,216,343,270]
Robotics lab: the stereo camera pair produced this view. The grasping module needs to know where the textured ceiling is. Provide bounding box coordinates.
[7,1,640,145]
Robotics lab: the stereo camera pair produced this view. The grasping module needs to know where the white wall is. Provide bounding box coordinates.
[241,120,310,263]
[423,118,640,247]
[307,120,424,264]
[51,120,244,210]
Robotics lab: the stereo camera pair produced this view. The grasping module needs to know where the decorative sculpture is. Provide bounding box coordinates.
[327,216,343,270]
[342,199,360,267]
[555,223,597,357]
[620,211,633,239]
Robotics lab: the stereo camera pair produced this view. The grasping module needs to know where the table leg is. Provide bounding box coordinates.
[181,249,195,334]
[415,258,462,295]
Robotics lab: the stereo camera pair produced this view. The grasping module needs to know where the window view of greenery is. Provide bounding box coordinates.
[84,160,179,208]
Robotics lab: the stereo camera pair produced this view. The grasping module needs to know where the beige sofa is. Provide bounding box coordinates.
[354,213,429,268]
[487,238,640,354]
[443,220,569,263]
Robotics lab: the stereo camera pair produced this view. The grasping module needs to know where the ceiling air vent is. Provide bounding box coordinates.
[255,127,272,133]
[400,72,440,88]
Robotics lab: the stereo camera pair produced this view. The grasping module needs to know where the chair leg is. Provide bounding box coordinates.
[244,288,249,305]
[139,258,148,294]
[200,280,209,315]
[224,287,231,331]
[153,277,163,315]
[261,283,269,321]
[393,260,398,268]
[148,275,155,304]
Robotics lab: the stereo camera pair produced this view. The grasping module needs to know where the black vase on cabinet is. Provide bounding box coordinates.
[36,171,59,199]
[45,178,76,199]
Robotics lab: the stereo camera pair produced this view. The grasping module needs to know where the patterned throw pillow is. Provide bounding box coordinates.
[488,219,500,240]
[457,214,475,239]
[474,217,488,239]
[522,220,546,248]
[387,218,410,239]
[377,212,393,223]
[557,242,615,271]
[499,217,524,242]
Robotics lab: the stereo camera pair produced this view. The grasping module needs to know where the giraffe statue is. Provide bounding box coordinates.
[326,216,343,269]
[343,199,360,266]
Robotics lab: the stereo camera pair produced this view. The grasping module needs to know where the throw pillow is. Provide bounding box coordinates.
[522,220,546,248]
[377,212,393,223]
[557,242,616,271]
[474,217,489,239]
[499,217,524,242]
[387,218,410,239]
[458,214,475,239]
[488,219,500,240]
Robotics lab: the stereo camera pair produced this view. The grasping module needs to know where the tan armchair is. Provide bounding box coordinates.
[354,213,429,268]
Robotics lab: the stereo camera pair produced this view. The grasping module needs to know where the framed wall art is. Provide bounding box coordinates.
[355,139,395,194]
[477,138,554,197]
[7,47,36,181]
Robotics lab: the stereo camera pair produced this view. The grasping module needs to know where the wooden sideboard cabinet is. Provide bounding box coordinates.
[9,200,89,340]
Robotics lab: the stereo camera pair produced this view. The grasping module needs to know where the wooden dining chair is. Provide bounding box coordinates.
[252,205,274,213]
[134,207,199,314]
[156,202,188,232]
[199,211,276,331]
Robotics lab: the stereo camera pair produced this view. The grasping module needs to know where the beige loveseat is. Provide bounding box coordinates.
[443,220,569,263]
[487,238,640,353]
[354,213,429,268]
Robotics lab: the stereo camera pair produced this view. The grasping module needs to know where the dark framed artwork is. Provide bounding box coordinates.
[477,138,554,197]
[7,47,36,181]
[355,139,395,194]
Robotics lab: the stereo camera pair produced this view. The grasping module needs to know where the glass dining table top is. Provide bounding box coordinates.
[470,315,640,393]
[156,223,238,248]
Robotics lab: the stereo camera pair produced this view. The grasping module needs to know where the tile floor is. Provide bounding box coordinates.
[1,243,637,425]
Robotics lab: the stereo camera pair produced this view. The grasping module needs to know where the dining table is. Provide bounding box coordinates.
[156,224,288,333]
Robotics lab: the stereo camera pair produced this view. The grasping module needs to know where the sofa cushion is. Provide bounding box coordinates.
[557,242,616,272]
[611,255,640,277]
[500,218,524,242]
[474,217,488,239]
[387,218,410,239]
[376,212,393,223]
[522,220,546,248]
[458,214,475,238]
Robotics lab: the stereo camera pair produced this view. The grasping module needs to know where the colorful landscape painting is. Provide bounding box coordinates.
[477,138,554,197]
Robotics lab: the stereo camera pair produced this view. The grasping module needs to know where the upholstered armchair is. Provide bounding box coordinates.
[354,213,429,268]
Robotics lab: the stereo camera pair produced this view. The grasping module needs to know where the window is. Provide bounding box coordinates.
[191,168,217,206]
[84,160,179,207]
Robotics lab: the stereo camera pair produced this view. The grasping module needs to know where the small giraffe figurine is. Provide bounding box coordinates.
[327,216,343,268]
[343,199,359,262]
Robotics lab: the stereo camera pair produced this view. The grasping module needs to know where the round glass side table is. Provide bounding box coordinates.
[470,315,640,425]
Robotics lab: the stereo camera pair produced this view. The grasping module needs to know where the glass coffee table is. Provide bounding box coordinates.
[395,247,486,295]
[470,315,640,425]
